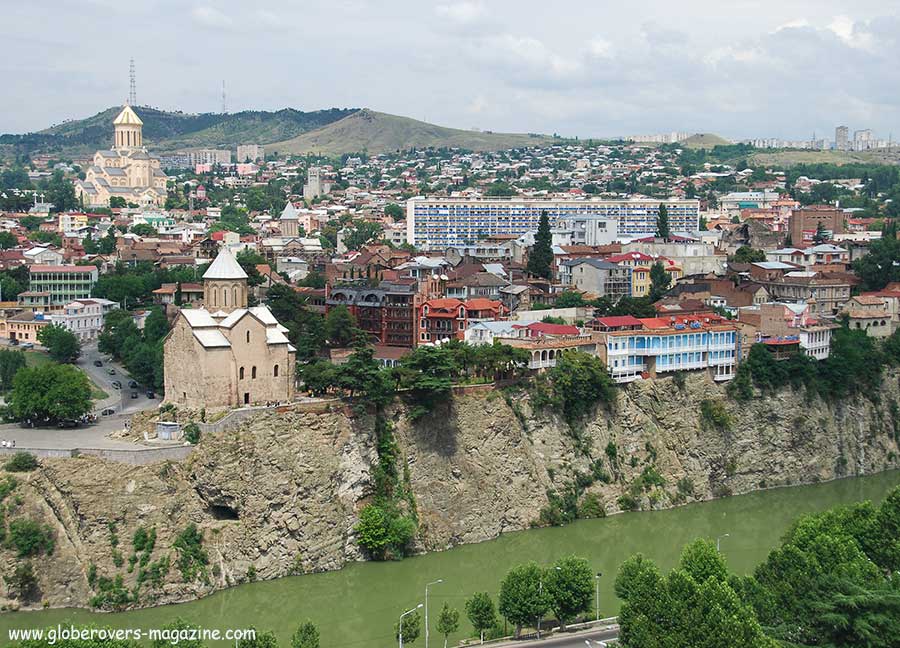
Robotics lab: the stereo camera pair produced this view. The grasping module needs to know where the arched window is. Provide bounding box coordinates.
[251,366,257,379]
[234,287,240,306]
[223,288,228,307]
[274,364,279,377]
[246,330,250,344]
[239,367,245,380]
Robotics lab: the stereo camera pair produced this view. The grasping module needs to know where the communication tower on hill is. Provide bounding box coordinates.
[128,58,137,106]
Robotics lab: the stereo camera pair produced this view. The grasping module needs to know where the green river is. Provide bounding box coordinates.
[2,471,899,647]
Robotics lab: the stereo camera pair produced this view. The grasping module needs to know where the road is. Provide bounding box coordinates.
[489,624,620,648]
[79,342,156,415]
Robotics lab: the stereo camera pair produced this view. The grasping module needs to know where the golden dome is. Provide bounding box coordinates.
[113,105,143,126]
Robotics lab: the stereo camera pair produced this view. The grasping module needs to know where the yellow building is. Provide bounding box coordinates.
[75,105,168,208]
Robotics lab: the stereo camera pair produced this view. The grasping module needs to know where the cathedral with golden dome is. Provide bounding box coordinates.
[75,105,168,207]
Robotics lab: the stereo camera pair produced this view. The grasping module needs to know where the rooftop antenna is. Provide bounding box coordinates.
[128,58,137,106]
[221,80,226,114]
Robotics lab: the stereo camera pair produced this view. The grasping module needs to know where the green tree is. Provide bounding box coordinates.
[342,220,383,251]
[0,231,18,249]
[354,504,415,560]
[554,291,586,308]
[548,351,616,426]
[465,592,498,644]
[648,261,671,302]
[8,363,92,423]
[498,561,551,637]
[436,603,460,648]
[728,245,767,264]
[37,324,81,363]
[150,619,203,648]
[0,349,26,391]
[98,227,118,255]
[8,519,55,557]
[45,170,77,212]
[395,609,422,645]
[324,305,359,347]
[237,629,278,648]
[130,223,158,237]
[527,210,554,279]
[655,203,670,239]
[544,556,595,629]
[291,621,320,648]
[384,203,404,221]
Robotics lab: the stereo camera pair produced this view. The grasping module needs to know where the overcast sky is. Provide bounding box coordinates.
[2,1,898,141]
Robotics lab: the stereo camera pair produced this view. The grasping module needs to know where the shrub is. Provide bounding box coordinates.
[89,574,133,610]
[8,518,55,557]
[547,352,616,426]
[173,523,209,581]
[590,459,611,483]
[578,493,606,519]
[672,371,686,390]
[4,452,38,472]
[183,422,200,445]
[677,477,695,497]
[354,504,415,559]
[617,494,640,511]
[0,475,17,501]
[700,399,732,431]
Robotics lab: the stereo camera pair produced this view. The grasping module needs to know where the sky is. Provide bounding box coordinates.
[2,0,899,141]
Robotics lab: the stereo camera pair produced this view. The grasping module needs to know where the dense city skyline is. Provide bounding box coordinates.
[2,1,900,139]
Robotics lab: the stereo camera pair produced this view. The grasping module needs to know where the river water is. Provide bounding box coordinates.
[2,471,899,647]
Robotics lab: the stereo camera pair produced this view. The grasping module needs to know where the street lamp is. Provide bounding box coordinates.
[717,533,730,552]
[425,579,443,648]
[399,604,424,648]
[595,572,602,621]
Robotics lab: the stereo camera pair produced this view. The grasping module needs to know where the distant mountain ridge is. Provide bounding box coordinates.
[0,106,556,158]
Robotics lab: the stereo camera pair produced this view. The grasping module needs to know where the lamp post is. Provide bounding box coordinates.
[717,533,730,552]
[425,579,443,648]
[595,572,602,621]
[399,604,424,648]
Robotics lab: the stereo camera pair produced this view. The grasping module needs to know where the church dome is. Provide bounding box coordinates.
[203,246,248,280]
[113,105,143,126]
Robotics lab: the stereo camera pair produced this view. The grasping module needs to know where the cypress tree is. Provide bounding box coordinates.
[656,203,670,239]
[527,210,554,279]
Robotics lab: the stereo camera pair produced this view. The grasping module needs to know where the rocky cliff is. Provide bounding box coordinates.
[2,373,899,610]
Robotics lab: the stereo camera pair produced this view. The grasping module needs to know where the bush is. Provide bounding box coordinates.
[182,422,200,445]
[8,518,55,557]
[354,504,416,559]
[547,352,616,426]
[4,452,38,472]
[617,494,640,511]
[700,399,732,431]
[578,493,606,519]
[173,523,209,581]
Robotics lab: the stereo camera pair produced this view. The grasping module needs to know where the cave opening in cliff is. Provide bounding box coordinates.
[207,504,240,520]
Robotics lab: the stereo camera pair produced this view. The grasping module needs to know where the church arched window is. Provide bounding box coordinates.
[239,367,245,380]
[274,365,279,378]
[251,366,257,379]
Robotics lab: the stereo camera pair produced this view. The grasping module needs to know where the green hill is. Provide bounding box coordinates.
[680,133,732,149]
[269,109,556,155]
[0,106,355,157]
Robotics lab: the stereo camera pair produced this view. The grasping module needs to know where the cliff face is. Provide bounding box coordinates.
[2,374,899,610]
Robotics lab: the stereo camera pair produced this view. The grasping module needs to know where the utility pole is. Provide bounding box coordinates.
[425,579,443,648]
[399,604,423,648]
[595,572,602,621]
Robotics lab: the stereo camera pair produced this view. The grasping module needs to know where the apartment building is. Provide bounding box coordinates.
[417,297,505,345]
[405,198,700,250]
[559,259,632,299]
[326,279,421,348]
[48,298,118,341]
[598,313,739,383]
[28,264,99,305]
[789,207,845,245]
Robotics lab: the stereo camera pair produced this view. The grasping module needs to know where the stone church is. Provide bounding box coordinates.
[75,105,168,207]
[163,247,295,408]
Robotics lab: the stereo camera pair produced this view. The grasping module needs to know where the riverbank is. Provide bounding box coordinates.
[2,470,898,647]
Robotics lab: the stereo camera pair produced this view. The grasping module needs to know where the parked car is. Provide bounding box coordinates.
[21,342,33,349]
[57,420,79,429]
[107,368,116,375]
[94,360,103,367]
[100,408,116,416]
[131,391,138,399]
[111,381,122,389]
[8,339,18,346]
[146,391,156,399]
[128,380,139,388]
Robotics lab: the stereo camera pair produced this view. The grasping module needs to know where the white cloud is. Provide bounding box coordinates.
[191,6,233,29]
[435,1,485,23]
[587,37,613,59]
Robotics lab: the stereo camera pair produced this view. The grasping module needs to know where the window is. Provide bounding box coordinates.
[239,367,245,380]
[252,366,257,379]
[246,331,250,343]
[274,365,279,378]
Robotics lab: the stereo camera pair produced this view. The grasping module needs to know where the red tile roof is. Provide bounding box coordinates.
[522,322,580,336]
[595,315,643,327]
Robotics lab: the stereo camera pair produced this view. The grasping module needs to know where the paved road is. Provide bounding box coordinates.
[489,625,619,648]
[79,342,157,415]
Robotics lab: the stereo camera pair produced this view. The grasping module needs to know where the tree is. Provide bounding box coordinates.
[813,220,828,243]
[656,203,670,239]
[395,609,422,645]
[143,308,170,344]
[466,592,498,644]
[37,324,81,363]
[554,291,586,308]
[45,170,77,212]
[98,227,118,255]
[0,349,26,391]
[384,203,404,221]
[648,261,671,302]
[544,556,594,629]
[728,245,767,264]
[342,220,383,251]
[548,351,616,426]
[0,231,18,249]
[527,210,554,279]
[237,629,278,648]
[8,363,92,423]
[109,196,128,209]
[291,621,319,648]
[436,603,460,648]
[498,562,551,637]
[151,619,204,648]
[354,504,415,560]
[130,223,158,237]
[324,305,359,347]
